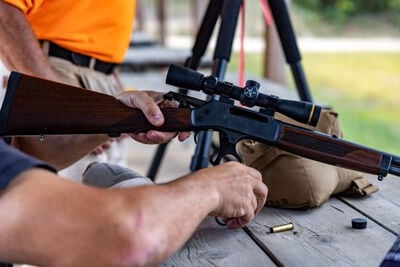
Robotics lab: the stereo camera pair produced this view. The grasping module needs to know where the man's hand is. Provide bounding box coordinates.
[117,90,190,144]
[188,161,268,229]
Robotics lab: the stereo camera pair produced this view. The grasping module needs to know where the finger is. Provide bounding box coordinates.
[130,131,178,144]
[251,194,258,214]
[91,146,104,155]
[246,166,262,181]
[129,133,158,145]
[134,92,165,126]
[254,197,265,216]
[115,135,128,142]
[225,218,240,229]
[253,183,268,215]
[117,91,164,126]
[146,131,177,143]
[159,98,179,108]
[237,212,254,227]
[178,131,191,142]
[226,213,253,229]
[143,91,167,104]
[101,142,112,150]
[221,217,234,224]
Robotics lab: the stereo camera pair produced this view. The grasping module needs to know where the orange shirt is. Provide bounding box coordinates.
[4,0,136,63]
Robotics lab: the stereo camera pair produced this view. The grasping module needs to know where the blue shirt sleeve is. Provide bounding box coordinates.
[0,139,56,190]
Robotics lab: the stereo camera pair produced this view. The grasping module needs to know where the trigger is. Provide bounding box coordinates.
[193,131,199,144]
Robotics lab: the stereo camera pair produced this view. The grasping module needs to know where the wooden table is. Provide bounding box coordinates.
[161,174,399,266]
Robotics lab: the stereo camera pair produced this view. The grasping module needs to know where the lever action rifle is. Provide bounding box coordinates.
[0,64,399,179]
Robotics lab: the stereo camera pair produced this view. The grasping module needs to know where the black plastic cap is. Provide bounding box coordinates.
[352,218,367,229]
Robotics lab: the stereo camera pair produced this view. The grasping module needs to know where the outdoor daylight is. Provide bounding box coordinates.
[0,1,399,266]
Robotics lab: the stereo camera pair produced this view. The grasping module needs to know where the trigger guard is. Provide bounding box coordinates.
[230,151,242,162]
[210,133,242,165]
[210,149,241,166]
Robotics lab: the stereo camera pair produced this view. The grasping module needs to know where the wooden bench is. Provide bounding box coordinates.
[158,173,398,266]
[121,32,212,72]
[121,45,212,72]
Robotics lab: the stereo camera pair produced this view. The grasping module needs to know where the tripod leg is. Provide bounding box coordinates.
[146,0,223,179]
[268,0,313,102]
[191,0,243,171]
[184,0,223,71]
[212,0,243,79]
[146,141,168,179]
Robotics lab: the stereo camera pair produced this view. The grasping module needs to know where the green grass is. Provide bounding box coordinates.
[228,52,400,155]
[290,4,400,37]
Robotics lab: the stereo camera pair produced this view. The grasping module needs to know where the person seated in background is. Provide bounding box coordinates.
[0,0,146,180]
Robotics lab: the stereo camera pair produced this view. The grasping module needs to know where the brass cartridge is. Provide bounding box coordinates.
[269,222,294,233]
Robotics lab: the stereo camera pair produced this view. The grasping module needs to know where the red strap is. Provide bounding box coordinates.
[238,0,273,88]
[238,1,246,87]
[259,0,273,26]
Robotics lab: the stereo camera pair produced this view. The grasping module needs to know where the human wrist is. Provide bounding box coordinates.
[184,170,221,214]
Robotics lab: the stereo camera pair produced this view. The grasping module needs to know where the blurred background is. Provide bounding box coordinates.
[128,0,400,155]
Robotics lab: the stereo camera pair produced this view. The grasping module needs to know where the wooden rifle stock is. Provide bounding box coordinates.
[0,72,192,136]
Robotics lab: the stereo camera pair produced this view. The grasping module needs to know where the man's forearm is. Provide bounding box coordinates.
[116,173,219,266]
[0,1,58,80]
[0,162,266,266]
[0,168,218,267]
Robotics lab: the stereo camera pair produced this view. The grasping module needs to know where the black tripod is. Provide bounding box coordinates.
[147,0,313,179]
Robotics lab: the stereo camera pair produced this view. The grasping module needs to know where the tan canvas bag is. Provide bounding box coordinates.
[238,109,378,209]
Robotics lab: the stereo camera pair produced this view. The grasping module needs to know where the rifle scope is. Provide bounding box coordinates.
[166,64,321,126]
